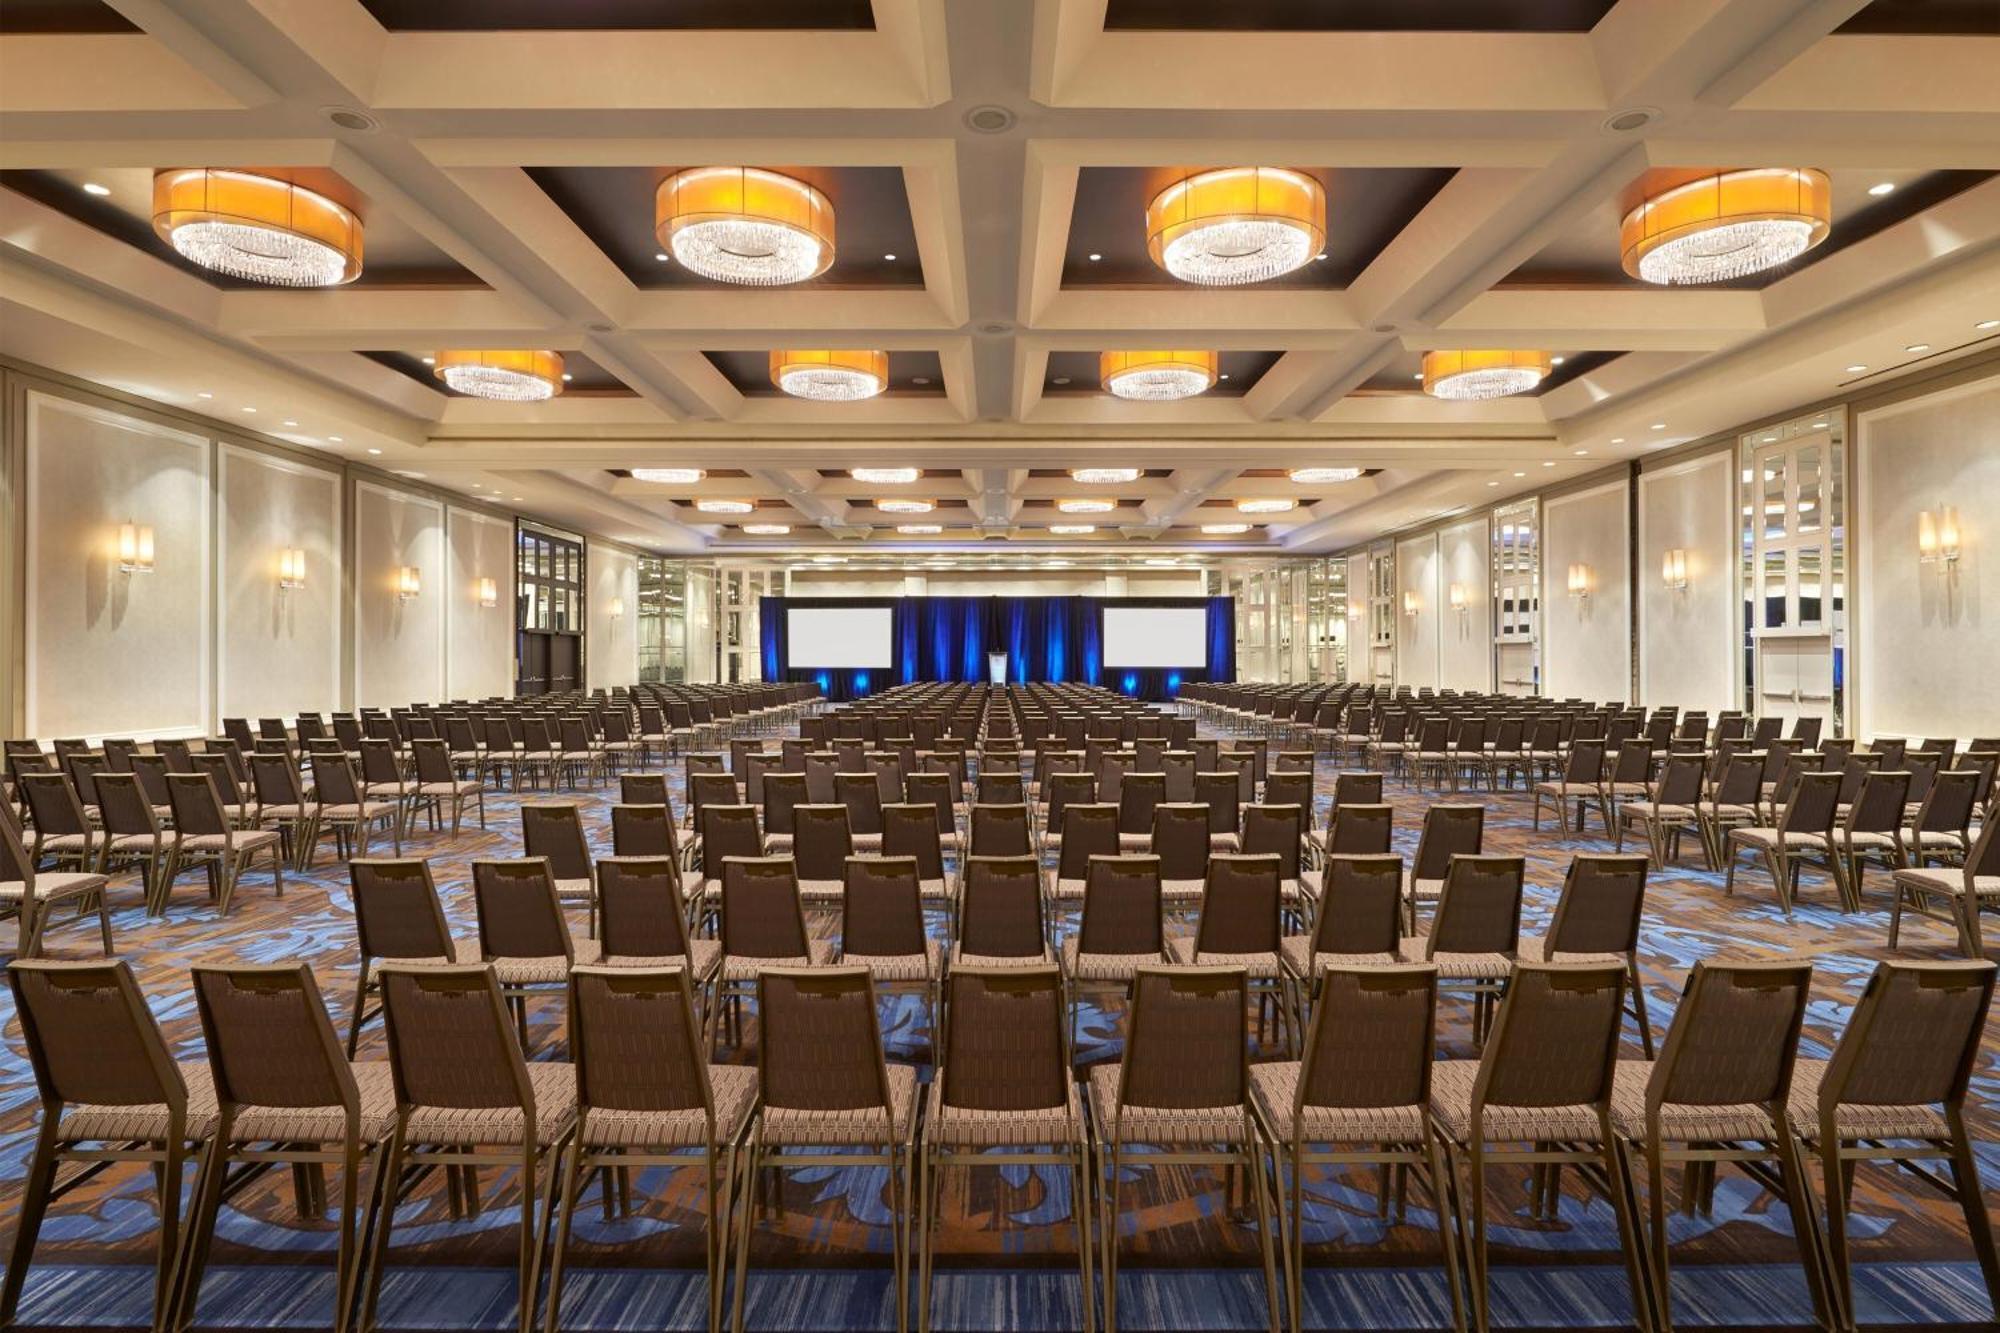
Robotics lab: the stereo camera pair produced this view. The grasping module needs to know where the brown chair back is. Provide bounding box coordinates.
[1192,854,1282,956]
[841,855,927,958]
[1310,854,1405,956]
[598,857,693,959]
[957,856,1046,959]
[471,859,574,962]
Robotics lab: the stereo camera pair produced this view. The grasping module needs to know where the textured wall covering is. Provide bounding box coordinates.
[1856,372,2000,738]
[447,506,515,701]
[352,481,445,709]
[588,541,640,688]
[1542,478,1632,704]
[24,392,211,740]
[217,444,341,723]
[1638,451,1736,715]
[1438,515,1493,692]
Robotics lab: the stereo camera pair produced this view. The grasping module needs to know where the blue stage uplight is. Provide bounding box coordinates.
[854,672,870,694]
[1122,673,1138,695]
[816,671,830,693]
[1167,672,1182,694]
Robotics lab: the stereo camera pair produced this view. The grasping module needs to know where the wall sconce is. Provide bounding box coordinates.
[278,547,306,591]
[608,596,626,619]
[117,520,156,574]
[1347,599,1365,619]
[476,577,498,609]
[1661,548,1689,591]
[1567,562,1592,601]
[1402,590,1420,618]
[395,565,422,600]
[1448,582,1468,615]
[1919,506,1961,566]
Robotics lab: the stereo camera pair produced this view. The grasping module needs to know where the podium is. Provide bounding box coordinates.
[986,651,1008,685]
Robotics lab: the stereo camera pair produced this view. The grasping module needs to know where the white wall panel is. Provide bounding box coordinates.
[24,393,211,740]
[216,444,340,724]
[1438,516,1493,692]
[587,542,640,688]
[352,481,445,709]
[1394,533,1440,690]
[1638,452,1737,715]
[446,506,515,701]
[1542,478,1632,704]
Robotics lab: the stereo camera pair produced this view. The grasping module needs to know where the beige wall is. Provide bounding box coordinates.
[1855,372,2000,740]
[1438,515,1493,692]
[1542,478,1632,704]
[217,443,341,723]
[683,566,717,683]
[24,392,211,741]
[784,569,1206,597]
[446,506,515,701]
[587,542,640,688]
[1394,533,1439,690]
[1638,451,1737,715]
[351,480,446,709]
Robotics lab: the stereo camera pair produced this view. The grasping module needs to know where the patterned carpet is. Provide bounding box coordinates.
[2,720,1994,1330]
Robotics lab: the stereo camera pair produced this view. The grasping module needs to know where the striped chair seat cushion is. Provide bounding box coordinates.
[760,1062,916,1148]
[1048,875,1087,900]
[1280,877,1313,908]
[948,945,1054,969]
[1728,829,1826,849]
[259,804,313,821]
[1161,878,1207,903]
[0,872,105,904]
[1117,833,1151,851]
[1696,802,1757,819]
[1249,1062,1426,1143]
[839,940,943,983]
[762,833,795,853]
[925,1077,1082,1149]
[1890,868,2000,902]
[58,1060,219,1143]
[600,939,722,982]
[797,878,845,902]
[554,878,595,903]
[721,940,835,982]
[403,1061,577,1149]
[1089,1065,1253,1146]
[1059,939,1165,982]
[228,1061,398,1145]
[1164,938,1281,979]
[181,830,281,853]
[418,781,482,797]
[579,1065,758,1150]
[377,939,483,969]
[1533,782,1596,799]
[850,834,884,854]
[1209,833,1242,853]
[487,938,602,985]
[1786,1060,1951,1141]
[1277,937,1401,979]
[1405,875,1445,903]
[34,832,106,853]
[1897,829,1967,849]
[106,832,174,853]
[1403,945,1515,980]
[680,869,707,902]
[1620,802,1695,820]
[1515,937,1625,965]
[1821,830,1899,851]
[318,802,398,821]
[1606,782,1652,796]
[1428,1059,1604,1143]
[1608,1062,1777,1143]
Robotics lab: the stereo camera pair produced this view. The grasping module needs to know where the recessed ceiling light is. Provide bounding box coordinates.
[1314,253,1327,261]
[895,524,942,535]
[1218,373,1230,381]
[876,497,935,514]
[655,252,670,261]
[1550,356,1566,365]
[1574,449,1588,456]
[1867,182,1896,196]
[1651,423,1667,430]
[241,407,256,413]
[420,356,435,365]
[1905,343,1930,353]
[1845,364,1868,374]
[328,436,343,443]
[1610,437,1625,444]
[1088,253,1102,262]
[283,419,298,427]
[1411,373,1423,381]
[512,496,523,502]
[1057,498,1116,514]
[82,181,112,196]
[882,253,896,261]
[1049,524,1096,535]
[395,470,426,479]
[1811,421,1828,429]
[1487,480,1500,487]
[851,467,920,485]
[1978,319,1999,331]
[561,372,573,381]
[1542,461,1556,467]
[1052,377,1070,386]
[695,498,755,514]
[1512,471,1526,478]
[1072,468,1140,485]
[197,392,213,399]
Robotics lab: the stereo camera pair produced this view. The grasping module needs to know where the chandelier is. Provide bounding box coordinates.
[152,169,362,287]
[1099,350,1218,401]
[1235,497,1296,514]
[1620,168,1831,285]
[1070,467,1141,484]
[770,349,887,401]
[1202,523,1251,535]
[742,523,791,535]
[1049,524,1097,535]
[876,497,934,514]
[434,350,564,401]
[851,467,920,485]
[1145,167,1325,286]
[656,167,834,286]
[895,524,943,535]
[1287,467,1362,484]
[1057,498,1116,514]
[1422,350,1552,401]
[630,468,705,484]
[694,498,755,514]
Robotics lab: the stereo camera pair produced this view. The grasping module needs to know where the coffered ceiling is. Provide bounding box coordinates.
[2,0,1997,558]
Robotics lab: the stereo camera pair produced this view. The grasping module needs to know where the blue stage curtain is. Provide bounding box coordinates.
[760,595,1232,701]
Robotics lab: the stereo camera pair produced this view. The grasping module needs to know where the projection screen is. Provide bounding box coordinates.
[785,605,894,669]
[1101,605,1209,668]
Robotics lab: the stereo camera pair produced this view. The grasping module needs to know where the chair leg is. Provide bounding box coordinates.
[0,1123,61,1325]
[540,1143,582,1333]
[1073,1141,1097,1333]
[1246,1122,1281,1333]
[1424,1135,1468,1333]
[1773,1133,1838,1333]
[1947,1128,2000,1323]
[153,1142,189,1333]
